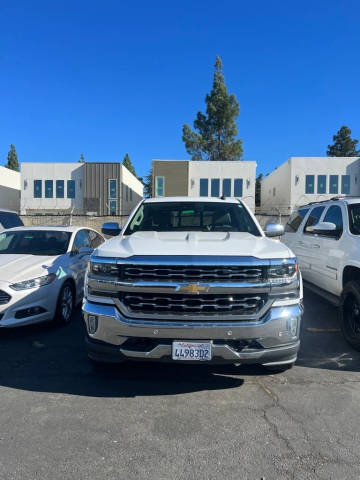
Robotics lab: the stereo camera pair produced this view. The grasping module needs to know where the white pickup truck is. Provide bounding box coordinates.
[283,197,360,350]
[83,197,303,371]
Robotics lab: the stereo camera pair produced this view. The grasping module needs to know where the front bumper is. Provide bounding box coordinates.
[83,300,302,365]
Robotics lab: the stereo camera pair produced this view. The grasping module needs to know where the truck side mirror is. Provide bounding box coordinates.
[102,222,121,237]
[264,223,285,238]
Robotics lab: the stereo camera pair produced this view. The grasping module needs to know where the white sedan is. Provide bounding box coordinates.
[0,226,105,327]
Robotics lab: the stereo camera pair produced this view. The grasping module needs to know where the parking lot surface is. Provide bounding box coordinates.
[1,291,360,480]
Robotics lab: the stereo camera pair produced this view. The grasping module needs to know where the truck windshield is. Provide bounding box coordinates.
[348,204,360,235]
[124,202,261,236]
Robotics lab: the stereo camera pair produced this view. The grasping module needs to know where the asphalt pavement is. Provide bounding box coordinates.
[1,291,360,480]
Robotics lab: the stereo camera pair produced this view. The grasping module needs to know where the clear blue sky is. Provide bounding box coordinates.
[1,0,359,178]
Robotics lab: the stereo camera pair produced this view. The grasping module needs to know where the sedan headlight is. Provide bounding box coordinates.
[268,262,298,284]
[90,261,118,276]
[10,273,56,291]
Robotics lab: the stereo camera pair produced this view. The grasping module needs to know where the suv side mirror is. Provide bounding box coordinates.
[311,221,337,235]
[102,222,121,237]
[78,246,93,257]
[264,223,285,238]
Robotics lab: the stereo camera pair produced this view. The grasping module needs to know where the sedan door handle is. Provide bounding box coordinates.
[297,241,306,246]
[312,243,320,248]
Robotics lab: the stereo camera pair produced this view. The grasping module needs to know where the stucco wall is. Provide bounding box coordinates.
[120,164,144,215]
[188,161,257,211]
[260,160,291,215]
[21,163,84,214]
[0,166,21,212]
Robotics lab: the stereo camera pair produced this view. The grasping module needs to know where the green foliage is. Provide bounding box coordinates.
[122,153,137,176]
[255,173,263,207]
[78,153,85,163]
[5,144,19,171]
[327,126,360,157]
[182,56,243,161]
[143,168,153,197]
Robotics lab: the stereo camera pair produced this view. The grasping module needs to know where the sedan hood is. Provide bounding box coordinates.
[0,254,58,284]
[97,231,294,260]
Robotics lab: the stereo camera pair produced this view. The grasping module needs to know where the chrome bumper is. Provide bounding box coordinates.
[83,300,302,365]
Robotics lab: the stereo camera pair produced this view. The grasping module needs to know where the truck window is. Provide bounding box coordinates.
[285,208,309,233]
[304,206,325,234]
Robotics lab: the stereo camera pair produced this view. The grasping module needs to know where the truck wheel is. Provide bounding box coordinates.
[341,281,360,351]
[54,281,75,325]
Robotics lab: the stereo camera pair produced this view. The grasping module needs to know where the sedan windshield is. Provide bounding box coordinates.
[125,202,261,236]
[0,230,72,255]
[348,204,360,235]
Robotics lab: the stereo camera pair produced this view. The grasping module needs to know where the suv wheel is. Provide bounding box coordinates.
[55,281,75,325]
[341,281,360,351]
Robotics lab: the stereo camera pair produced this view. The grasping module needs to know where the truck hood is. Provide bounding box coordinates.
[96,231,294,260]
[0,254,57,284]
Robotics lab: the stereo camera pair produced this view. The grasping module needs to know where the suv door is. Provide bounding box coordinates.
[296,205,326,284]
[314,204,345,296]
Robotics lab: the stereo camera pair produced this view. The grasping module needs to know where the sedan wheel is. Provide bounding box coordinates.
[55,282,74,324]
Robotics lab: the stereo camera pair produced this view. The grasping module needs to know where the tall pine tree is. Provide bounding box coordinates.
[182,56,243,161]
[5,144,19,171]
[255,173,263,207]
[78,153,85,163]
[143,168,153,197]
[122,153,137,176]
[327,126,360,157]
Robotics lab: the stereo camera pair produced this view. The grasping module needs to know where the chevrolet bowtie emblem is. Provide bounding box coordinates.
[177,283,208,295]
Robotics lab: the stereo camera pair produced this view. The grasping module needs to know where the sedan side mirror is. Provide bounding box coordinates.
[264,223,285,238]
[102,222,121,237]
[78,246,93,257]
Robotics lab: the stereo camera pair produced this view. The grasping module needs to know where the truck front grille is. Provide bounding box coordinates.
[121,293,266,316]
[122,265,265,282]
[0,290,11,305]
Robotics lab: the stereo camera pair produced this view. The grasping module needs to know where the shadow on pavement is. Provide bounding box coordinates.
[1,291,360,398]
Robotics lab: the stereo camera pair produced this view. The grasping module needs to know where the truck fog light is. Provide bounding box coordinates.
[88,315,98,334]
[287,317,298,337]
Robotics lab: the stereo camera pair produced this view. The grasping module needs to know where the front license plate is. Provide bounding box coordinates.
[172,341,212,361]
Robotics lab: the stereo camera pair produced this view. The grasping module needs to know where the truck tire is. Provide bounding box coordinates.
[54,281,75,325]
[341,281,360,351]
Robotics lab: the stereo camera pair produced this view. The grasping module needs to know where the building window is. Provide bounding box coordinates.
[211,179,220,197]
[109,179,117,199]
[305,175,314,194]
[155,176,164,196]
[67,180,75,198]
[317,175,327,194]
[109,200,117,215]
[199,178,208,196]
[34,180,42,198]
[329,175,338,194]
[234,179,243,197]
[45,180,53,198]
[56,180,64,198]
[341,175,350,194]
[222,178,231,197]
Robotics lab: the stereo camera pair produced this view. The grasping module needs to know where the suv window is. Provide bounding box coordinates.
[323,205,343,239]
[304,206,325,234]
[348,204,360,235]
[88,230,104,248]
[285,208,309,233]
[0,212,23,229]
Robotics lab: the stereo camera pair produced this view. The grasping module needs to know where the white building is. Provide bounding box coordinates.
[0,166,21,212]
[21,162,144,216]
[260,157,360,215]
[21,163,84,214]
[152,160,257,211]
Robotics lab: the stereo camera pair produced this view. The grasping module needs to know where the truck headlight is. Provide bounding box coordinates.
[10,273,56,291]
[268,263,298,284]
[90,262,118,276]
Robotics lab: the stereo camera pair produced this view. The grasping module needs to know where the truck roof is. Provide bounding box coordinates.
[144,196,241,204]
